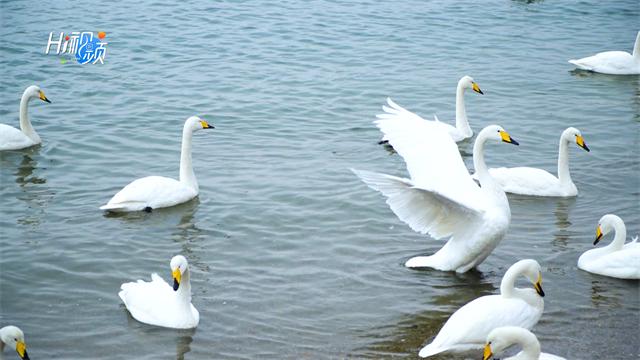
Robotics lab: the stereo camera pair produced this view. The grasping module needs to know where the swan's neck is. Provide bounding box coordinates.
[177,270,193,304]
[179,126,198,192]
[606,218,627,251]
[455,81,472,136]
[633,31,640,60]
[19,93,39,142]
[500,261,530,298]
[557,138,572,186]
[510,329,542,360]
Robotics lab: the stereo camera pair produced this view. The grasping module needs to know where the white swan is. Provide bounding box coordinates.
[569,31,640,74]
[483,326,565,360]
[0,85,51,151]
[418,259,545,358]
[0,326,29,360]
[100,116,214,212]
[485,127,589,197]
[379,75,483,144]
[354,101,519,272]
[119,255,200,329]
[578,214,640,280]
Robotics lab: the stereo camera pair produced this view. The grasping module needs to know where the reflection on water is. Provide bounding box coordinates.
[15,149,46,187]
[552,196,576,250]
[175,328,196,360]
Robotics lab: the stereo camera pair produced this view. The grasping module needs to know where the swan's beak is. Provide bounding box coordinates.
[482,343,493,360]
[534,273,545,297]
[499,130,519,146]
[39,90,51,103]
[576,135,590,152]
[172,268,181,291]
[16,341,29,360]
[472,82,484,95]
[200,120,214,129]
[594,225,603,245]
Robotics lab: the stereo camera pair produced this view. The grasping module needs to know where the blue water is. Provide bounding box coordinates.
[0,0,638,358]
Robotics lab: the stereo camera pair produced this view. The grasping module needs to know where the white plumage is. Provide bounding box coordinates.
[483,327,565,360]
[0,325,30,360]
[0,85,51,151]
[578,214,640,280]
[569,31,640,74]
[100,116,214,212]
[119,255,199,329]
[418,259,546,358]
[354,100,519,272]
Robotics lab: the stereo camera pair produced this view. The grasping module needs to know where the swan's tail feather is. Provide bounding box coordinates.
[568,59,593,71]
[418,343,446,358]
[100,201,146,212]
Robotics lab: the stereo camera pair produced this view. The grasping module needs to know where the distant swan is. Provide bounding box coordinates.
[484,127,589,197]
[353,100,519,272]
[483,326,566,360]
[418,259,545,358]
[119,255,200,329]
[100,116,214,212]
[578,214,640,280]
[0,325,29,360]
[569,31,640,74]
[379,75,483,144]
[0,85,51,151]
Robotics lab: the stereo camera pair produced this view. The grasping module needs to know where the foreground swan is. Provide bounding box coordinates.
[0,85,51,151]
[101,116,214,212]
[354,107,519,272]
[379,75,483,144]
[485,127,589,197]
[418,259,545,358]
[0,326,29,360]
[119,255,199,329]
[569,31,640,74]
[483,327,565,360]
[578,214,640,280]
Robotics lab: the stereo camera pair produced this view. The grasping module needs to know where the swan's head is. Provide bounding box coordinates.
[170,255,189,291]
[480,125,519,146]
[562,127,589,152]
[594,214,622,245]
[185,116,214,132]
[24,85,51,104]
[459,75,483,94]
[508,259,544,297]
[483,327,535,360]
[0,326,29,360]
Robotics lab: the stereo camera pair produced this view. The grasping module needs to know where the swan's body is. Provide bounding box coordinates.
[418,259,545,358]
[354,101,519,272]
[578,214,640,280]
[379,75,483,144]
[0,85,51,151]
[485,127,589,197]
[0,326,29,360]
[119,255,200,329]
[569,31,640,74]
[483,327,565,360]
[101,116,213,212]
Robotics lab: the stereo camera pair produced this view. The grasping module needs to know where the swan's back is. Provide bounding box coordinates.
[569,51,638,74]
[488,167,575,197]
[578,243,640,279]
[102,175,197,211]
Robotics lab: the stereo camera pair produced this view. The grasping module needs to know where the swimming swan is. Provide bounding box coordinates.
[578,214,640,280]
[354,103,518,272]
[569,31,640,74]
[418,259,545,358]
[0,85,51,151]
[100,116,214,212]
[483,326,565,360]
[379,75,483,144]
[0,325,30,360]
[485,127,589,197]
[119,255,200,329]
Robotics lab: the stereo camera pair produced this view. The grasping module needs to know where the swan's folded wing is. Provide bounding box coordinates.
[119,273,174,324]
[352,169,483,239]
[374,99,484,210]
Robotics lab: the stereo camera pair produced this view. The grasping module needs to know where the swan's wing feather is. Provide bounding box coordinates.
[119,273,175,325]
[102,176,196,210]
[352,169,482,239]
[0,124,36,150]
[488,167,562,195]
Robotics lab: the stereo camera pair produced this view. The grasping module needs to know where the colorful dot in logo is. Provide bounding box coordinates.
[65,35,70,41]
[98,31,106,40]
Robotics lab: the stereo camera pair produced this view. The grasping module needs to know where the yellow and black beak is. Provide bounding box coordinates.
[499,130,519,146]
[594,225,603,245]
[534,273,545,297]
[16,341,29,360]
[576,135,590,152]
[39,90,51,103]
[482,343,493,360]
[172,268,181,291]
[472,82,484,95]
[200,120,214,129]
